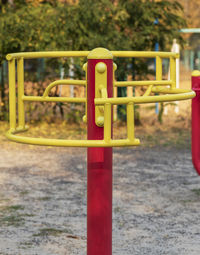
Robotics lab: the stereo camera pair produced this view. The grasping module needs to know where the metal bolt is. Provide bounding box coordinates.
[96,62,106,73]
[96,116,104,126]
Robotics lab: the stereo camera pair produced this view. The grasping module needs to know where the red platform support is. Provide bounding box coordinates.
[87,49,113,255]
[191,70,200,175]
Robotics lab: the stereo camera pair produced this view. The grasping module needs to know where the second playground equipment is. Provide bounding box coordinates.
[192,70,200,175]
[6,48,195,255]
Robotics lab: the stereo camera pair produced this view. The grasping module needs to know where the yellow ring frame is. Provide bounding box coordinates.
[6,50,195,147]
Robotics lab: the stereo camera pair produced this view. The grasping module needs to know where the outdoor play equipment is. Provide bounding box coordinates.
[192,70,200,175]
[6,48,195,255]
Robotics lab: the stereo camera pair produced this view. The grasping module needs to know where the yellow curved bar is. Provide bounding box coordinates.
[6,51,90,60]
[6,49,193,148]
[151,87,191,94]
[22,95,86,103]
[6,51,178,60]
[6,131,140,147]
[95,90,195,105]
[111,51,179,58]
[43,80,86,97]
[114,80,173,87]
[143,85,153,97]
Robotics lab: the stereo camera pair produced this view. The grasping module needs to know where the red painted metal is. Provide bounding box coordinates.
[87,58,113,255]
[192,73,200,175]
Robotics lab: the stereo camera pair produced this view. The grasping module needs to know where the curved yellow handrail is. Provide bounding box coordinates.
[95,89,195,105]
[6,88,195,147]
[6,51,90,60]
[6,51,178,60]
[43,79,86,97]
[6,130,140,147]
[114,80,173,87]
[22,95,86,103]
[111,51,179,58]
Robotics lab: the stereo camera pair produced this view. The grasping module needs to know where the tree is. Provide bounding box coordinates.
[114,0,186,121]
[116,0,186,50]
[0,1,56,119]
[0,0,187,121]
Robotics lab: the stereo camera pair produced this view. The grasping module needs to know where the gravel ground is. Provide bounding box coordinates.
[0,143,200,255]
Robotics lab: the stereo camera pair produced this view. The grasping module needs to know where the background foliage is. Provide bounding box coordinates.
[0,0,186,122]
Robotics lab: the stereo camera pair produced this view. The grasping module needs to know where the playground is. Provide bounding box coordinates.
[0,50,200,255]
[0,67,200,254]
[1,1,200,255]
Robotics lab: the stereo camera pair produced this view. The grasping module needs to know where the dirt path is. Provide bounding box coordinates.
[0,142,200,255]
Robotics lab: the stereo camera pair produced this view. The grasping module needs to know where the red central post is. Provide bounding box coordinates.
[87,48,113,255]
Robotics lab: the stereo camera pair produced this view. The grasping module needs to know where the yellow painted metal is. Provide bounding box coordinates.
[104,103,112,143]
[111,51,179,58]
[156,56,162,81]
[6,50,195,147]
[143,85,153,97]
[151,87,190,94]
[113,63,117,122]
[8,59,16,132]
[6,130,140,147]
[127,102,134,142]
[6,51,178,61]
[95,62,108,127]
[192,70,200,77]
[87,48,113,59]
[170,57,176,89]
[113,63,117,71]
[95,90,195,105]
[6,51,90,60]
[17,58,25,130]
[115,80,173,87]
[43,80,86,97]
[22,95,86,103]
[82,63,88,123]
[155,56,163,92]
[100,88,108,99]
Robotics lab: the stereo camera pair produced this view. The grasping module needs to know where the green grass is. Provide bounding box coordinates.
[33,227,73,237]
[19,190,29,196]
[140,128,191,149]
[191,189,200,196]
[19,241,34,249]
[37,196,51,201]
[0,204,34,227]
[0,215,24,227]
[0,205,24,213]
[0,198,10,203]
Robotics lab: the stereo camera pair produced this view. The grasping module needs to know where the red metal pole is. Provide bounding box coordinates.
[191,70,200,175]
[87,48,113,255]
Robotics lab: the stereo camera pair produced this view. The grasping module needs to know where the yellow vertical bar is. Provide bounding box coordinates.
[82,63,87,123]
[104,103,111,143]
[8,59,16,131]
[170,57,176,89]
[113,63,117,121]
[156,56,162,81]
[127,86,133,97]
[127,102,134,142]
[114,87,117,97]
[17,57,25,129]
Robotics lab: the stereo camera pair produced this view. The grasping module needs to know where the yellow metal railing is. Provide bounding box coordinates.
[6,50,195,147]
